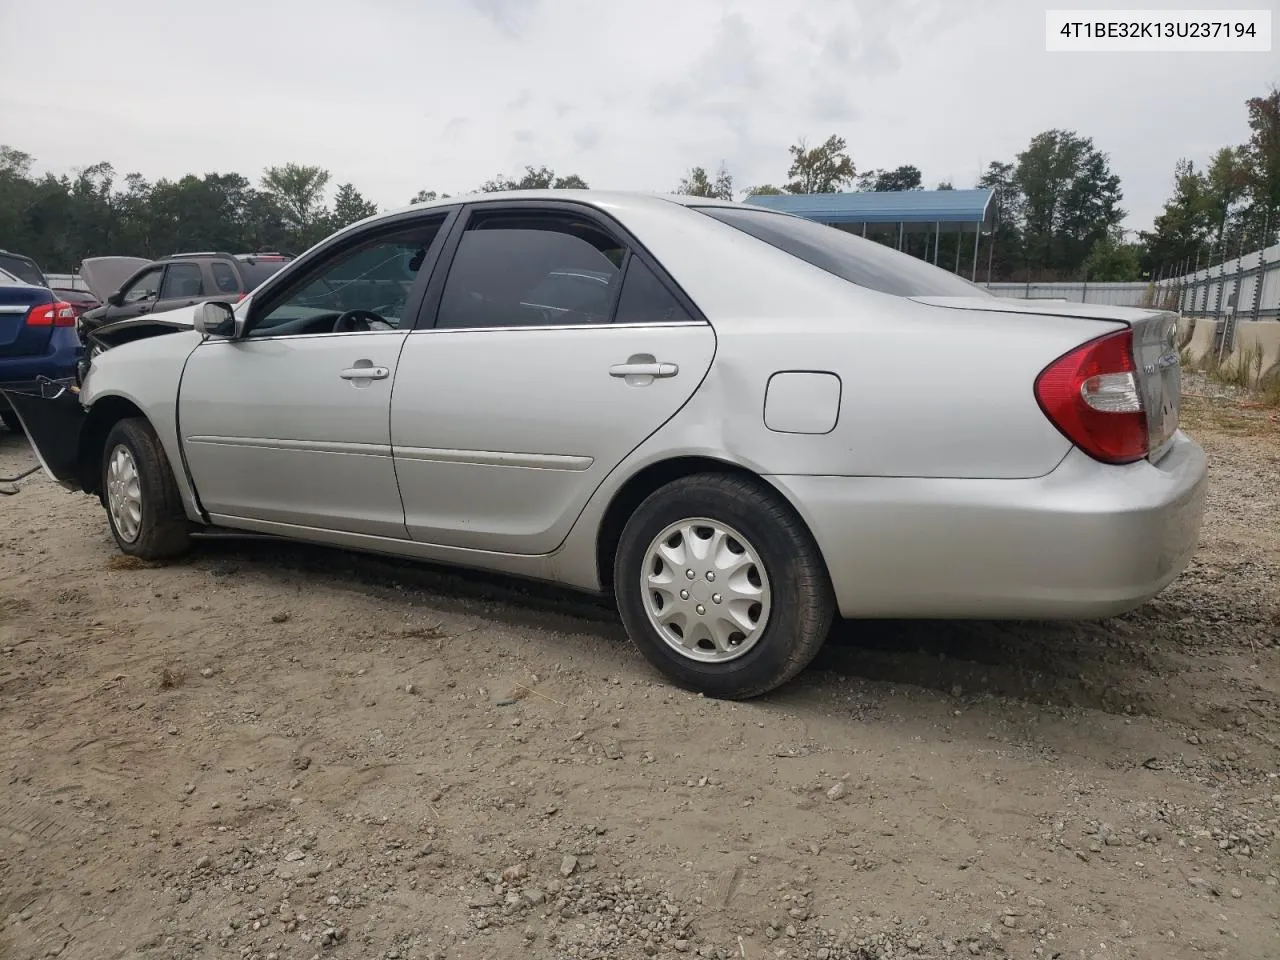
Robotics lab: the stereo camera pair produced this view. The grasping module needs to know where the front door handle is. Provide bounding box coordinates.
[340,365,390,380]
[609,362,679,379]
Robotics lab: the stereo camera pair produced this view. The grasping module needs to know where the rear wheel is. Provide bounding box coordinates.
[101,418,190,560]
[613,473,835,699]
[1,410,19,433]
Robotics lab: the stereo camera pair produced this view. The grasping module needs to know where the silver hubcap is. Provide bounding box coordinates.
[641,518,772,663]
[106,444,142,543]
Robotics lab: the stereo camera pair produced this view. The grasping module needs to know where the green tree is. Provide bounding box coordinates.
[936,180,954,190]
[411,189,451,204]
[1243,86,1280,245]
[1014,129,1124,275]
[260,163,331,233]
[977,161,1023,280]
[1139,159,1212,272]
[676,163,733,199]
[1083,230,1143,281]
[745,184,784,196]
[479,165,589,192]
[1203,146,1252,251]
[857,165,923,192]
[784,135,855,194]
[329,183,379,230]
[112,173,154,255]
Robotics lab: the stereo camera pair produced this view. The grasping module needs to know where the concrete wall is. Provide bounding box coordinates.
[1183,319,1280,385]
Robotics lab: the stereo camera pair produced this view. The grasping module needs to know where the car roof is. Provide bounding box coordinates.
[326,190,760,247]
[380,189,745,220]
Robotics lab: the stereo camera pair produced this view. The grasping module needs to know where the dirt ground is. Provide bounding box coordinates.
[1,394,1278,960]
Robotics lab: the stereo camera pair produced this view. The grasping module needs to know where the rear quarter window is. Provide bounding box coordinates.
[210,261,240,294]
[0,254,46,287]
[238,260,290,291]
[693,206,991,299]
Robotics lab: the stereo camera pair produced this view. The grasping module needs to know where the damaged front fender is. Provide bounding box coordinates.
[0,381,88,490]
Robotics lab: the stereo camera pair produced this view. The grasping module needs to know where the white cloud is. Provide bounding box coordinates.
[0,0,1273,228]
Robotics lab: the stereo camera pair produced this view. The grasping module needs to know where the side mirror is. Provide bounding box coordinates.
[107,290,123,306]
[193,301,242,339]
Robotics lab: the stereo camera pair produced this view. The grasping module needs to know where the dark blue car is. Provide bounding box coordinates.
[0,266,82,433]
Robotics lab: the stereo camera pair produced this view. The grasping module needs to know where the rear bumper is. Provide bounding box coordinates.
[0,327,82,410]
[768,432,1208,619]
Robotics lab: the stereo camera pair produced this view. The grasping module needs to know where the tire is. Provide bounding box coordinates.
[613,473,835,700]
[101,417,191,561]
[1,410,19,433]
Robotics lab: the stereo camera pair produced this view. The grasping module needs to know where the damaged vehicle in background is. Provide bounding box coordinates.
[1,191,1208,700]
[0,265,81,433]
[0,248,102,318]
[76,251,293,341]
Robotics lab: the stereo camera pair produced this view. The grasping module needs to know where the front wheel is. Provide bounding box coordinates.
[613,473,835,700]
[101,418,191,561]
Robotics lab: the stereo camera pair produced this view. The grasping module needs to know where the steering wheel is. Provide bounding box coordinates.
[331,309,385,333]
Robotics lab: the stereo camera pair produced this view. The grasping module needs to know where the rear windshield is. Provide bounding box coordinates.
[238,259,290,291]
[0,253,46,287]
[0,267,20,285]
[693,206,991,299]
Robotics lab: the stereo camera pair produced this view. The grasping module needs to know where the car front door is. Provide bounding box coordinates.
[106,265,165,322]
[177,209,456,538]
[390,202,717,555]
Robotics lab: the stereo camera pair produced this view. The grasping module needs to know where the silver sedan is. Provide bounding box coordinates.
[7,191,1207,699]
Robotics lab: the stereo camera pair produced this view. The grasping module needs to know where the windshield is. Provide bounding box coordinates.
[694,206,991,299]
[0,253,46,287]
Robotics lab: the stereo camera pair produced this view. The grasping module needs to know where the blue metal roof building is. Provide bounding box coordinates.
[743,188,996,280]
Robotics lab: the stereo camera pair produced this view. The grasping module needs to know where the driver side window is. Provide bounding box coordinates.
[122,267,164,304]
[247,218,445,338]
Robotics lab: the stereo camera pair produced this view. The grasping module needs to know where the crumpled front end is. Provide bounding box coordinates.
[0,379,88,490]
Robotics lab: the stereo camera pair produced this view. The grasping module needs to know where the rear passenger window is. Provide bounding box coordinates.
[211,261,240,294]
[160,262,205,299]
[614,257,691,325]
[436,213,624,329]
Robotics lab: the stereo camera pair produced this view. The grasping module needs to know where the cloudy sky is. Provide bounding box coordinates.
[0,0,1274,231]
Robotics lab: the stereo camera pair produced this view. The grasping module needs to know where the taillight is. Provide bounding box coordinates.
[1034,328,1147,465]
[26,301,77,327]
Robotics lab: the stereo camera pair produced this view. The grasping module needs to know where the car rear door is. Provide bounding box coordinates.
[153,260,208,313]
[390,200,716,555]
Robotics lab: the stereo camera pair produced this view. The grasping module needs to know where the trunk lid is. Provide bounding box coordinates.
[911,296,1182,463]
[0,284,55,358]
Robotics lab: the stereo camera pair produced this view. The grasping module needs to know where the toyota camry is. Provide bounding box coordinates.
[3,191,1207,699]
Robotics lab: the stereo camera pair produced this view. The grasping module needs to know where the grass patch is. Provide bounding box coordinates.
[1259,366,1280,408]
[1180,393,1280,439]
[1203,340,1264,389]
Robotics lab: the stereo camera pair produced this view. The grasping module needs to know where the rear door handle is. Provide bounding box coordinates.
[340,366,390,380]
[609,362,679,378]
